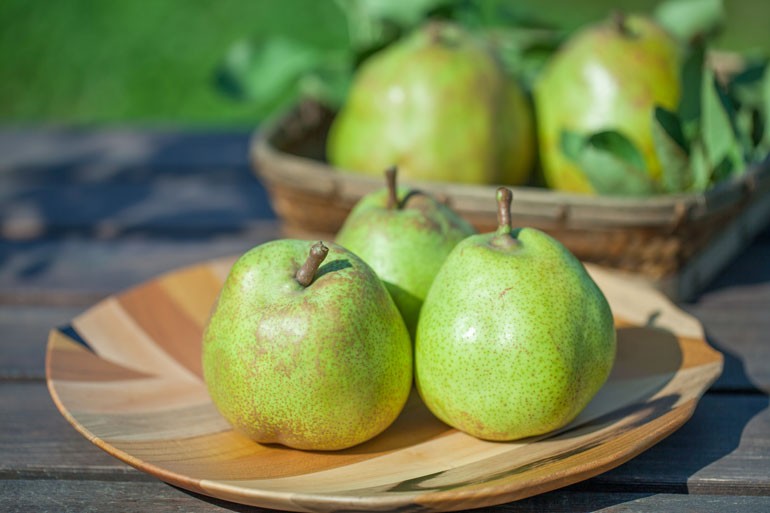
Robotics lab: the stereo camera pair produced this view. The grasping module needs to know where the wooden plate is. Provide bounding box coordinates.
[46,257,722,512]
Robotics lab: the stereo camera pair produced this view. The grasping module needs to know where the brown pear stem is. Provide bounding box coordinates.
[496,187,513,236]
[295,241,329,287]
[426,20,444,44]
[612,10,632,37]
[385,165,399,210]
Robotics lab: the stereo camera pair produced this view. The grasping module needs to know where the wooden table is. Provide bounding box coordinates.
[2,129,769,512]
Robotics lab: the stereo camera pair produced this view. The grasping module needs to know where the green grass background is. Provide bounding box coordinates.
[1,0,767,126]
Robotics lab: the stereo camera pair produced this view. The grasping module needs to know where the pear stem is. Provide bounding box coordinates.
[426,20,444,44]
[296,241,329,287]
[612,10,632,37]
[385,165,399,210]
[496,187,513,236]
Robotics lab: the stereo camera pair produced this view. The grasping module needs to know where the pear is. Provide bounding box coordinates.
[202,240,412,451]
[415,188,616,441]
[327,21,534,186]
[336,166,476,337]
[534,12,681,193]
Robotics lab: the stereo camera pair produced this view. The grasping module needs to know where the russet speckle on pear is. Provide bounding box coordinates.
[335,167,476,338]
[415,188,616,441]
[202,239,412,451]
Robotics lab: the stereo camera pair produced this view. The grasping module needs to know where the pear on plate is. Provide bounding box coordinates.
[415,188,616,441]
[202,240,412,451]
[335,166,476,337]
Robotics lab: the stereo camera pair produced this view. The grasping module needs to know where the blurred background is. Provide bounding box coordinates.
[1,0,768,127]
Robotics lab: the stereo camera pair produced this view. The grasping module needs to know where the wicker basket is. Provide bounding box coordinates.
[251,101,770,301]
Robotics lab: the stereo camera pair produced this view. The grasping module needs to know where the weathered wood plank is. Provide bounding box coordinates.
[1,182,275,239]
[1,383,767,493]
[686,301,770,394]
[0,383,142,478]
[0,129,253,177]
[2,480,770,513]
[682,228,770,393]
[0,230,280,306]
[592,392,770,495]
[0,129,275,238]
[0,306,83,380]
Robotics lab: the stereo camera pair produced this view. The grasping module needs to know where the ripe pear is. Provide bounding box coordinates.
[202,240,412,451]
[327,21,534,186]
[415,188,616,441]
[336,166,476,337]
[534,13,681,193]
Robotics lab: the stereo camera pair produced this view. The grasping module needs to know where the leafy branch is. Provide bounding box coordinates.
[561,0,770,196]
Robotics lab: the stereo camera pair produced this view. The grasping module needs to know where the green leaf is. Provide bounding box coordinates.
[588,131,648,170]
[654,106,689,151]
[332,0,394,52]
[712,154,737,183]
[482,26,565,88]
[728,59,769,109]
[334,0,458,52]
[761,63,770,154]
[448,0,557,30]
[560,130,584,159]
[343,0,457,26]
[701,67,743,173]
[217,37,321,100]
[677,40,706,139]
[654,0,724,42]
[735,107,753,156]
[726,59,768,159]
[297,58,354,109]
[560,130,656,196]
[689,140,711,191]
[216,37,354,119]
[652,106,692,193]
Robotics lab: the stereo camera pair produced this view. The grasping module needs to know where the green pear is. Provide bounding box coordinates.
[415,188,616,441]
[534,13,681,193]
[202,240,412,451]
[327,21,534,186]
[336,166,476,337]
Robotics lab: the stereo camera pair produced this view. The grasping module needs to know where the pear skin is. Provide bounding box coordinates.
[203,240,412,450]
[415,189,616,440]
[328,21,534,186]
[336,167,476,338]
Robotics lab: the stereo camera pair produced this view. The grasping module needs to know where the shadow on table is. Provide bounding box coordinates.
[698,224,770,292]
[546,221,766,508]
[0,130,276,279]
[529,337,768,513]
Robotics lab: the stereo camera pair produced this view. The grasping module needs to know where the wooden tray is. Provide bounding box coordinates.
[46,257,722,512]
[252,102,770,301]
